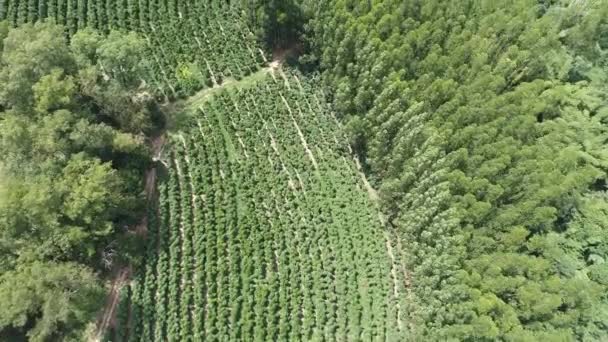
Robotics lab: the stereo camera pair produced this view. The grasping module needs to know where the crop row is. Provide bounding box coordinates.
[118,70,405,341]
[0,0,264,98]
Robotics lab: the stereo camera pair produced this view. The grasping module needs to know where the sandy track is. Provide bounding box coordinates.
[93,268,130,342]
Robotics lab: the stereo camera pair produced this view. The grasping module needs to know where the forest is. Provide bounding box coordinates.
[0,0,606,341]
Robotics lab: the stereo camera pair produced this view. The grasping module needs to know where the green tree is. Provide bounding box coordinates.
[0,262,103,342]
[97,30,147,89]
[302,0,608,339]
[33,69,77,114]
[0,22,75,111]
[0,20,151,342]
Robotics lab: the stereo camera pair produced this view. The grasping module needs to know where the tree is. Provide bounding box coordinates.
[60,153,135,228]
[70,28,103,68]
[0,21,151,341]
[33,69,77,115]
[0,153,136,264]
[0,22,75,111]
[303,0,608,339]
[96,30,147,89]
[0,262,103,342]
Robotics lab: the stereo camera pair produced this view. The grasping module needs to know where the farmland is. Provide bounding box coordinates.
[1,0,606,341]
[0,0,264,97]
[0,0,413,340]
[113,69,410,341]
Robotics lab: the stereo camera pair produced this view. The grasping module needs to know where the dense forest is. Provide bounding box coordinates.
[0,0,607,341]
[0,22,155,341]
[297,0,608,340]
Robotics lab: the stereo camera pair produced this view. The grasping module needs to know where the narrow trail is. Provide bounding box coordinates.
[93,268,130,342]
[92,133,165,342]
[179,134,199,203]
[172,156,188,291]
[385,234,403,331]
[353,156,380,203]
[151,134,167,258]
[163,50,286,119]
[348,136,414,335]
[280,94,319,169]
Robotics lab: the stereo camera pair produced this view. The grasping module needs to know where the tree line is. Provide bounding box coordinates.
[0,21,155,341]
[250,0,608,340]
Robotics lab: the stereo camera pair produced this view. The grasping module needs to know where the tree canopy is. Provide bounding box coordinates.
[0,21,152,341]
[0,0,607,340]
[294,0,608,340]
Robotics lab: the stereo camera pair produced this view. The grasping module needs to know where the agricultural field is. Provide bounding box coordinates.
[0,0,413,340]
[109,69,411,341]
[0,0,264,97]
[2,0,604,341]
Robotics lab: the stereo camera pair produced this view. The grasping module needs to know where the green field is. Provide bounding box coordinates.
[115,70,410,341]
[1,0,606,341]
[0,1,413,340]
[0,0,263,97]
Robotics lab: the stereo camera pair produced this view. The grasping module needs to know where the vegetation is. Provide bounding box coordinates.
[298,0,608,340]
[0,0,265,98]
[1,0,607,341]
[0,21,151,341]
[112,69,407,341]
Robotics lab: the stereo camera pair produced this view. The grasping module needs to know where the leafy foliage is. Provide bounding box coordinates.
[0,21,151,340]
[0,0,265,99]
[122,70,405,341]
[1,0,606,341]
[0,262,103,342]
[301,0,608,340]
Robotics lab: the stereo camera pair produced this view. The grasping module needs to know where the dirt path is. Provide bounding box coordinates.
[134,167,157,235]
[280,94,319,169]
[359,166,411,334]
[163,51,288,120]
[396,234,414,308]
[172,138,190,292]
[266,126,298,193]
[272,44,302,66]
[385,234,403,331]
[92,133,166,341]
[172,155,190,294]
[353,156,379,203]
[137,133,165,234]
[347,138,414,334]
[179,134,199,202]
[92,268,130,342]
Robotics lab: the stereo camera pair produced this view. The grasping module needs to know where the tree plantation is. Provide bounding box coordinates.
[301,1,608,340]
[118,70,411,341]
[0,0,606,341]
